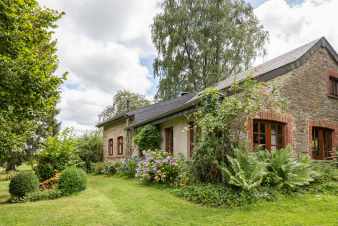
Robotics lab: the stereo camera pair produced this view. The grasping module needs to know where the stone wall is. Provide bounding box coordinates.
[269,47,338,157]
[102,119,127,161]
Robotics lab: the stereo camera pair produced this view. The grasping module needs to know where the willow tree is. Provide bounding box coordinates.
[152,0,268,100]
[0,0,64,170]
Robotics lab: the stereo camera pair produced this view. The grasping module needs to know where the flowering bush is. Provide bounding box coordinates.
[118,157,138,178]
[136,151,181,184]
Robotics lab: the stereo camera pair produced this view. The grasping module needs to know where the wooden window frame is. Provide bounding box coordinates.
[253,119,286,151]
[311,127,333,160]
[108,138,114,156]
[329,76,338,97]
[117,136,123,155]
[308,119,337,160]
[327,70,338,99]
[188,123,194,158]
[165,127,174,155]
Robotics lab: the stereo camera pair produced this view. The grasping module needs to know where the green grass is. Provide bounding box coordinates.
[0,175,337,226]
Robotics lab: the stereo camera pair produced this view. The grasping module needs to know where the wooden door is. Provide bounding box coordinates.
[312,127,333,160]
[165,127,173,154]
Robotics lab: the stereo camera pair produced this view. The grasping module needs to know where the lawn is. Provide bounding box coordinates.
[0,175,337,226]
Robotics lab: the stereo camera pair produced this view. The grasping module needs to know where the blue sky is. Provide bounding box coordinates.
[38,0,338,133]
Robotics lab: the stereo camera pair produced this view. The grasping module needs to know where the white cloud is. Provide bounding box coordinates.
[38,0,160,133]
[255,0,338,63]
[39,0,338,133]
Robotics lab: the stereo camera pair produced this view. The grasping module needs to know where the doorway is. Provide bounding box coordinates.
[312,127,333,160]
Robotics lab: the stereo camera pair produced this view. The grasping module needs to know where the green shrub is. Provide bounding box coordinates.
[258,148,315,190]
[77,130,103,172]
[36,129,80,172]
[133,125,161,153]
[9,172,39,198]
[118,158,138,178]
[94,162,105,174]
[34,163,54,181]
[103,163,116,176]
[306,161,338,194]
[221,148,267,191]
[58,167,87,195]
[174,184,275,208]
[176,160,194,186]
[26,189,63,202]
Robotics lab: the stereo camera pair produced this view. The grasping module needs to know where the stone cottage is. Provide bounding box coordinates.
[97,37,338,161]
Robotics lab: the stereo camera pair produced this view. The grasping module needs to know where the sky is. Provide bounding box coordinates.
[37,0,338,134]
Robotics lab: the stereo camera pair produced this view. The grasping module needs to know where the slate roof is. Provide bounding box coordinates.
[96,93,195,128]
[126,93,195,128]
[97,37,338,128]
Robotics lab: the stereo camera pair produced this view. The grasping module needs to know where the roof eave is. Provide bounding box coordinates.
[96,114,128,128]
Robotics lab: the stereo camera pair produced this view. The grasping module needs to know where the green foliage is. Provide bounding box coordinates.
[118,158,138,178]
[77,130,103,172]
[94,162,118,176]
[136,151,182,184]
[9,172,39,198]
[25,189,63,202]
[192,79,286,183]
[258,148,316,190]
[34,163,54,181]
[176,160,193,186]
[0,0,64,171]
[221,148,267,191]
[58,167,87,195]
[36,129,81,172]
[152,0,268,100]
[103,163,117,176]
[94,162,105,175]
[100,90,150,121]
[133,125,161,152]
[305,161,338,194]
[174,184,275,208]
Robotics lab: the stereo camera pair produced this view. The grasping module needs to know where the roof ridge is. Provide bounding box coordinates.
[128,93,194,115]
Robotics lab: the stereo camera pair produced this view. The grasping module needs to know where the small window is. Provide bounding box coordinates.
[330,77,338,97]
[253,120,285,151]
[108,139,114,155]
[117,136,123,155]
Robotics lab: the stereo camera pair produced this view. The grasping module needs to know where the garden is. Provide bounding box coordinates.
[0,78,337,226]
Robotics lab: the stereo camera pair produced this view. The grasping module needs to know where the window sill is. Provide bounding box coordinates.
[328,95,338,100]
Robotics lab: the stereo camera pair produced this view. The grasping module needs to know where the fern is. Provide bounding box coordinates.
[262,147,315,190]
[221,148,267,191]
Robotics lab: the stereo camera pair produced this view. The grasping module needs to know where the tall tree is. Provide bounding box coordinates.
[0,0,64,171]
[152,0,268,100]
[25,108,61,161]
[99,90,151,122]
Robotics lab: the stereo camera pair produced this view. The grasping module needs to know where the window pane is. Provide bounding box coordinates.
[271,132,277,146]
[253,134,259,144]
[260,134,266,145]
[253,121,258,133]
[312,128,320,156]
[260,123,266,134]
